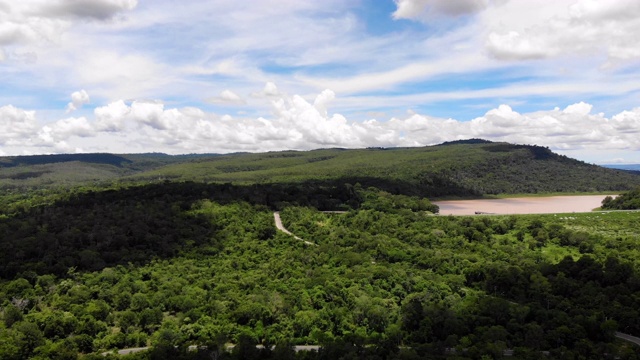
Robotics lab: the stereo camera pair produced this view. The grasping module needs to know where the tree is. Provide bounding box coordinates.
[2,305,23,328]
[14,321,45,359]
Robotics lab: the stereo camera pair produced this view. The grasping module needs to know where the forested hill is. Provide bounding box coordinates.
[130,141,640,198]
[3,143,640,359]
[1,141,639,197]
[0,153,132,168]
[0,153,217,189]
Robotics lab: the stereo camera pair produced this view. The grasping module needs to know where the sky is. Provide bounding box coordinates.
[1,0,640,164]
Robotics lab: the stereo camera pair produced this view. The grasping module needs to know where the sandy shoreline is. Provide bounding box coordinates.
[433,195,612,215]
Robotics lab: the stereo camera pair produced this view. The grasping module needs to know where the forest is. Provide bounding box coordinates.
[601,187,640,210]
[2,141,640,197]
[1,142,640,359]
[1,182,640,359]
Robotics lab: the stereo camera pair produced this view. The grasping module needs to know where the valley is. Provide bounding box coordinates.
[1,141,639,359]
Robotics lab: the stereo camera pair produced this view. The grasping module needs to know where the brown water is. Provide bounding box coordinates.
[433,195,612,215]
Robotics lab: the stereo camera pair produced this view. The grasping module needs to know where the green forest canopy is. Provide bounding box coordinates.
[2,140,640,198]
[1,141,640,359]
[1,181,640,359]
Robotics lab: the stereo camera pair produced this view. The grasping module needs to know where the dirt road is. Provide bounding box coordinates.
[273,212,316,246]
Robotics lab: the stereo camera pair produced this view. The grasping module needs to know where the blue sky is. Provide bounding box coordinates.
[1,0,640,164]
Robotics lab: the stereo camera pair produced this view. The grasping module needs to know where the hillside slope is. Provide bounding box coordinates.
[130,141,640,198]
[2,141,638,197]
[0,153,216,190]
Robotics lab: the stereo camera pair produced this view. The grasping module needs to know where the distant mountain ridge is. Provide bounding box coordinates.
[1,141,639,197]
[124,141,640,197]
[603,164,640,171]
[0,153,132,168]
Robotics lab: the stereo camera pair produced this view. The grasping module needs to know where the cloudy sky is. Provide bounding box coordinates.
[1,0,640,164]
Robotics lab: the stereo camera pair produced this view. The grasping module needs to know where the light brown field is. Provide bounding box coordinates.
[433,195,612,215]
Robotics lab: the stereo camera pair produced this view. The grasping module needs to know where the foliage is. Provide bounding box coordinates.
[601,187,640,210]
[128,142,640,197]
[0,182,639,358]
[2,142,639,198]
[1,142,640,358]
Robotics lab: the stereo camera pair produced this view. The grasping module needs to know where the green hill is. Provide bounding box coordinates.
[2,141,638,198]
[129,141,640,198]
[2,141,640,359]
[0,153,217,190]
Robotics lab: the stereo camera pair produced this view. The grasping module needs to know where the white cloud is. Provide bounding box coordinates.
[0,0,138,48]
[38,0,138,20]
[1,0,640,164]
[393,0,491,19]
[94,100,130,132]
[38,117,94,145]
[0,14,65,46]
[206,90,246,105]
[300,54,492,94]
[263,82,280,96]
[129,101,167,130]
[0,105,38,145]
[486,31,550,60]
[75,50,171,99]
[66,89,90,112]
[611,108,640,134]
[1,89,640,162]
[252,82,282,98]
[563,102,592,116]
[483,0,640,65]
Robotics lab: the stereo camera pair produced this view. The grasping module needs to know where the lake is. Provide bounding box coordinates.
[433,195,612,215]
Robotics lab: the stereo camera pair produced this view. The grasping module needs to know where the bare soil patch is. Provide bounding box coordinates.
[434,195,611,215]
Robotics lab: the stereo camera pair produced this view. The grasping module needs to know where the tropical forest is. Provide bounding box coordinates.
[1,140,640,359]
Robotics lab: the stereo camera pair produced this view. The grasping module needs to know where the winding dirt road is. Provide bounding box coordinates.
[616,332,640,346]
[273,212,317,246]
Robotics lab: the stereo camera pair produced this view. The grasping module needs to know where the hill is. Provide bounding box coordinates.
[2,141,640,358]
[2,141,639,198]
[129,141,640,198]
[0,153,217,190]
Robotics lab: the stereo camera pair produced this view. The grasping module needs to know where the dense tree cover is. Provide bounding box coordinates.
[1,182,639,359]
[0,181,379,279]
[3,141,639,198]
[130,142,640,197]
[0,153,133,168]
[0,153,214,190]
[601,187,640,210]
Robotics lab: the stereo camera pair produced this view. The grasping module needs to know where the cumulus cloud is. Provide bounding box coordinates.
[85,92,640,155]
[206,90,246,105]
[263,82,280,96]
[0,105,38,145]
[94,100,130,132]
[66,89,90,112]
[484,0,640,64]
[0,0,138,48]
[486,31,550,60]
[611,108,640,134]
[252,82,282,98]
[0,11,65,46]
[1,89,640,161]
[37,117,94,150]
[50,117,94,138]
[393,0,491,19]
[38,0,138,20]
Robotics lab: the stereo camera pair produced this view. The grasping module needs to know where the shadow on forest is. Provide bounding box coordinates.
[0,177,475,280]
